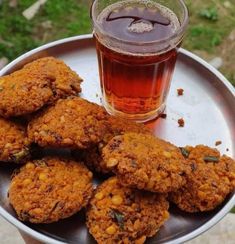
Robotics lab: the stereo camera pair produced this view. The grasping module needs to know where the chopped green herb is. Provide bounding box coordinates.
[204,156,219,163]
[35,159,48,167]
[180,147,190,158]
[110,209,124,230]
[11,148,30,163]
[0,86,3,92]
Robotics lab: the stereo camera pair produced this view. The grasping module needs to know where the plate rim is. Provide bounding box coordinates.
[0,34,234,244]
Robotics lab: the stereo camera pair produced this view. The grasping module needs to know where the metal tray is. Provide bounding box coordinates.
[0,34,235,244]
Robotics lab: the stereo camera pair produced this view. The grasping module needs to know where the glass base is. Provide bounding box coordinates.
[103,101,166,123]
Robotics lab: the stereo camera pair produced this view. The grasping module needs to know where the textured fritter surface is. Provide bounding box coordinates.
[28,97,108,149]
[81,116,152,174]
[0,118,30,163]
[0,69,53,117]
[102,133,190,193]
[170,145,235,212]
[9,158,93,223]
[23,57,82,97]
[86,177,169,244]
[0,57,82,117]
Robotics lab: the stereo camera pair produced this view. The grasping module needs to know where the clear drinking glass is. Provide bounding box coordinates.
[91,0,189,122]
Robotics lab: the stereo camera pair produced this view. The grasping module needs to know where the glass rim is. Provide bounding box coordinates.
[91,0,189,47]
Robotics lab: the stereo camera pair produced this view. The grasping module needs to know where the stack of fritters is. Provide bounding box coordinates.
[1,57,95,224]
[78,116,151,174]
[1,57,235,244]
[0,57,82,163]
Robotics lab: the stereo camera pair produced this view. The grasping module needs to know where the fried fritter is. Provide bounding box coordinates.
[0,70,53,118]
[86,177,169,244]
[0,57,82,117]
[28,97,108,149]
[102,133,190,193]
[81,116,152,174]
[170,145,235,212]
[9,157,93,223]
[0,118,30,163]
[23,57,82,96]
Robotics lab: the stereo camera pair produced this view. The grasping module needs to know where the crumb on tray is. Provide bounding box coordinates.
[215,141,222,146]
[160,113,167,119]
[178,118,185,127]
[177,88,184,96]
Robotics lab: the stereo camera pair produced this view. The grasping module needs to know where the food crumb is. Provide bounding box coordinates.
[226,148,229,152]
[215,141,222,146]
[177,88,184,96]
[178,118,185,127]
[160,113,167,119]
[96,93,99,98]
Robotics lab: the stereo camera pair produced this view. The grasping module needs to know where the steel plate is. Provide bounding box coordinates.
[0,34,234,244]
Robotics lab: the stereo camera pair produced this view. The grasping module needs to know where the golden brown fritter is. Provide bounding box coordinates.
[23,57,82,96]
[27,97,108,149]
[0,70,53,118]
[170,145,235,212]
[9,157,93,223]
[86,177,169,244]
[81,116,152,174]
[0,118,30,163]
[0,57,82,118]
[102,133,191,193]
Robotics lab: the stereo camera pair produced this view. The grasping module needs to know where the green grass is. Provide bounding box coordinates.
[0,1,233,57]
[184,1,235,51]
[186,25,222,51]
[0,0,91,60]
[199,7,219,21]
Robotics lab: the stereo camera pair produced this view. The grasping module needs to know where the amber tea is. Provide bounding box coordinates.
[92,0,188,121]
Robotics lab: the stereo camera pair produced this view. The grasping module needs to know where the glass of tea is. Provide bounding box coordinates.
[91,0,188,122]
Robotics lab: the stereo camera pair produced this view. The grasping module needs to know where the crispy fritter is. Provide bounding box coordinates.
[28,97,108,149]
[0,118,30,163]
[81,116,152,174]
[0,57,82,117]
[86,177,169,244]
[170,145,235,212]
[23,57,82,96]
[102,133,190,193]
[0,70,53,118]
[9,157,93,223]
